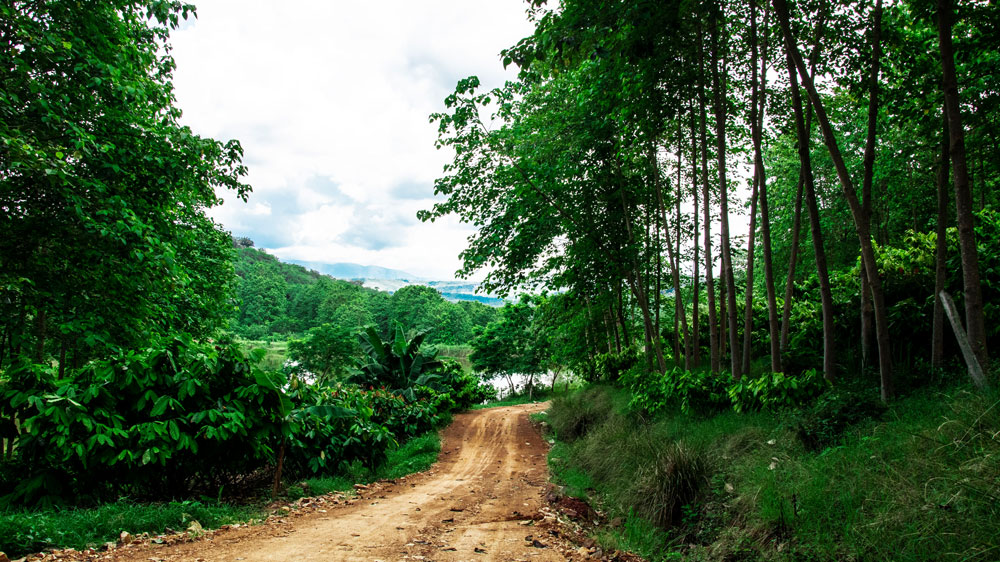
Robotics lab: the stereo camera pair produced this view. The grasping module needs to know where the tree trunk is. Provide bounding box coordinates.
[859,0,883,373]
[940,291,988,389]
[272,439,286,497]
[932,112,950,368]
[654,148,690,371]
[616,285,630,349]
[752,0,782,373]
[607,305,620,353]
[780,2,836,382]
[698,23,720,374]
[655,216,662,355]
[720,274,728,360]
[690,104,702,368]
[620,189,668,373]
[777,0,892,398]
[710,6,741,379]
[779,173,804,354]
[937,0,990,373]
[742,172,760,376]
[676,131,692,370]
[33,310,47,364]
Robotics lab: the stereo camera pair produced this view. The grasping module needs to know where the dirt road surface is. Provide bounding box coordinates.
[100,402,589,561]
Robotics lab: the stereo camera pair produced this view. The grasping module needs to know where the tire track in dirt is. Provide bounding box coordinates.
[104,402,581,561]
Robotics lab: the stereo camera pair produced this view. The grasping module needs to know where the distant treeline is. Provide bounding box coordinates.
[231,244,498,345]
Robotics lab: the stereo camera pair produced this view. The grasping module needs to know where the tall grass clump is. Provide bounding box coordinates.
[547,384,618,441]
[629,443,709,528]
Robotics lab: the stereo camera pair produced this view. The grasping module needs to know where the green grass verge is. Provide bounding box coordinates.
[0,432,442,559]
[0,499,264,558]
[542,383,1000,562]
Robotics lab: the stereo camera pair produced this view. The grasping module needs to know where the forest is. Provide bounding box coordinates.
[1,0,999,560]
[420,0,1000,559]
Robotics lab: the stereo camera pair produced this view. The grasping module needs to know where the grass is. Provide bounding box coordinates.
[0,499,264,558]
[541,383,1000,562]
[0,432,442,559]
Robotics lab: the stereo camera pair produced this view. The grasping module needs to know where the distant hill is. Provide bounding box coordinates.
[281,259,503,306]
[287,261,425,282]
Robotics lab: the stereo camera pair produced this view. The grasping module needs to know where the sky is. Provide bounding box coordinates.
[169,1,536,280]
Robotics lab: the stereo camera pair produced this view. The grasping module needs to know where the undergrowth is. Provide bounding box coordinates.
[0,432,441,558]
[542,383,1000,561]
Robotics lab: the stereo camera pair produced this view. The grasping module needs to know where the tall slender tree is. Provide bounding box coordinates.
[937,0,990,375]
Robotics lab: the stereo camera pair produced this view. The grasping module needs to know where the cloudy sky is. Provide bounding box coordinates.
[169,1,536,280]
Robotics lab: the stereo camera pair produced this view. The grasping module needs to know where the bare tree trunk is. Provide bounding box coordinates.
[676,130,692,370]
[752,0,783,373]
[720,273,728,360]
[781,3,836,382]
[690,104,702,368]
[616,285,630,349]
[33,310,46,364]
[607,306,619,353]
[653,144,690,370]
[710,5,741,378]
[859,0,883,373]
[272,439,286,497]
[742,171,760,376]
[655,216,662,353]
[698,23,720,374]
[620,189,668,373]
[779,175,804,354]
[861,270,873,369]
[584,294,600,360]
[777,0,892,398]
[58,341,66,378]
[937,0,990,373]
[932,112,950,368]
[941,291,988,389]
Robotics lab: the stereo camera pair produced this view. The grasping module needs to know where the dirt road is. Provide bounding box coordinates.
[104,402,585,561]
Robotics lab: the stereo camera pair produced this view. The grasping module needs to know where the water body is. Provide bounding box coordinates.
[486,371,566,399]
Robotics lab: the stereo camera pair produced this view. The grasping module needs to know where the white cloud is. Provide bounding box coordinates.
[170,0,534,279]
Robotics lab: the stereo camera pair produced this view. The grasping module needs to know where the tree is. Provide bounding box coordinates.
[776,0,894,398]
[937,0,990,375]
[0,1,249,371]
[470,299,547,396]
[237,263,288,338]
[287,323,356,382]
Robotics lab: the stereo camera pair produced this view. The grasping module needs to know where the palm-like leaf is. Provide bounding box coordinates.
[354,324,443,399]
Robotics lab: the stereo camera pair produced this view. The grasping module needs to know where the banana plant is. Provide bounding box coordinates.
[349,325,443,400]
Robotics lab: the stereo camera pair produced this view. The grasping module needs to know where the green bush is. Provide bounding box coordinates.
[432,359,497,409]
[281,382,394,475]
[623,367,729,416]
[727,369,827,413]
[593,347,641,383]
[790,386,887,451]
[2,336,287,506]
